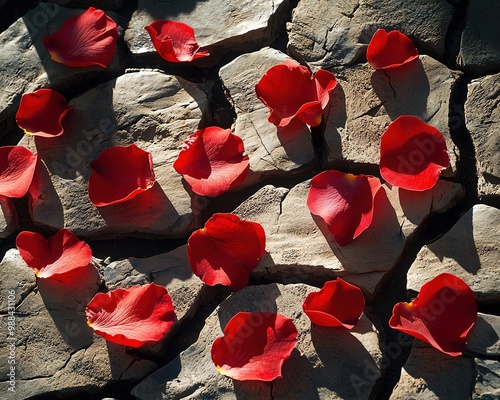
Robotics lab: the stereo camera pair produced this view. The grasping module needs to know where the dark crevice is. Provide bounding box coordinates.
[271,0,300,53]
[443,0,469,70]
[0,0,39,34]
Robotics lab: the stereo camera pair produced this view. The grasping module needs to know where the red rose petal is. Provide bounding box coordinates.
[145,20,210,63]
[188,213,265,291]
[16,89,73,137]
[389,273,477,356]
[255,59,337,127]
[16,228,92,279]
[307,170,381,246]
[380,115,450,191]
[0,146,38,198]
[367,29,419,70]
[211,312,298,381]
[303,278,365,329]
[86,283,176,348]
[173,127,249,197]
[43,7,119,68]
[88,144,156,207]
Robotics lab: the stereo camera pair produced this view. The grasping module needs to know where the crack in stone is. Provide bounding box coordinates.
[383,70,397,99]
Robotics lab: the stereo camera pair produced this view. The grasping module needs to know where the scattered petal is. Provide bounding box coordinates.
[0,146,38,198]
[379,115,450,191]
[173,127,249,197]
[307,170,381,246]
[16,228,92,279]
[86,283,176,348]
[88,144,156,207]
[43,7,119,68]
[255,59,337,127]
[145,20,209,62]
[188,213,265,291]
[389,273,477,356]
[367,29,419,69]
[16,89,73,137]
[303,278,365,329]
[211,312,298,381]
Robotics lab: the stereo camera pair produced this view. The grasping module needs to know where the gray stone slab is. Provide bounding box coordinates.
[0,197,18,239]
[474,359,500,400]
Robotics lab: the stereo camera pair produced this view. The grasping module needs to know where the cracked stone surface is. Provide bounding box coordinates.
[465,72,500,198]
[459,0,500,74]
[324,55,458,171]
[20,70,211,238]
[287,0,454,69]
[132,283,383,400]
[219,47,316,186]
[407,204,500,304]
[230,179,463,298]
[0,4,124,139]
[125,0,289,63]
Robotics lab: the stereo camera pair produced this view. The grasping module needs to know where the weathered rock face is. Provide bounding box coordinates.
[125,0,289,62]
[325,55,458,171]
[0,197,18,238]
[465,73,500,198]
[132,283,383,400]
[0,4,124,139]
[20,70,211,238]
[287,0,454,69]
[407,204,500,304]
[459,0,500,73]
[230,179,463,297]
[219,47,316,186]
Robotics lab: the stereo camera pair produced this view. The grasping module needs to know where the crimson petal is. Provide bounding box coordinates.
[303,278,365,329]
[43,7,119,68]
[16,89,73,137]
[0,146,38,198]
[367,29,419,70]
[255,59,337,127]
[211,312,298,381]
[389,273,477,356]
[379,115,450,191]
[16,228,92,279]
[188,213,265,291]
[307,170,381,246]
[145,20,210,63]
[86,283,176,348]
[173,127,249,197]
[88,144,156,207]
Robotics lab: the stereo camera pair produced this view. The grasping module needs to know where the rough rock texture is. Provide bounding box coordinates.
[132,283,383,400]
[20,70,211,238]
[229,179,463,297]
[0,4,124,138]
[459,0,500,73]
[0,197,18,238]
[0,249,157,398]
[465,73,500,198]
[125,0,289,62]
[287,0,454,69]
[325,56,458,171]
[407,204,500,303]
[391,313,500,399]
[219,47,316,185]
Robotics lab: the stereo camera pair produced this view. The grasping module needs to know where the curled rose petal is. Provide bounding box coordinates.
[86,283,176,348]
[145,20,209,62]
[173,127,249,197]
[303,278,365,329]
[16,89,73,137]
[43,7,119,68]
[16,228,92,279]
[211,312,298,381]
[367,29,419,70]
[188,213,266,291]
[88,144,156,207]
[379,115,450,191]
[389,273,477,356]
[255,59,337,127]
[0,146,38,198]
[307,170,381,246]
